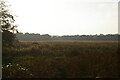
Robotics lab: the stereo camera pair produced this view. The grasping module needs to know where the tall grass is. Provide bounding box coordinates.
[2,41,119,78]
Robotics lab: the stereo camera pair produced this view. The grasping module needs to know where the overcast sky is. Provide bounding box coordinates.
[8,0,118,36]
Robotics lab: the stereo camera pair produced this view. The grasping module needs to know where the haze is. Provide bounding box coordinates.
[9,0,118,36]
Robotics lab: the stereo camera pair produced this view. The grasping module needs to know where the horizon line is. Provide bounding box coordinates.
[16,32,119,36]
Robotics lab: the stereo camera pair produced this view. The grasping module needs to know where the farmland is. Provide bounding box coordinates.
[2,41,119,78]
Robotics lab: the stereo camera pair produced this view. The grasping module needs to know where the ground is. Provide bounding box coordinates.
[2,41,119,78]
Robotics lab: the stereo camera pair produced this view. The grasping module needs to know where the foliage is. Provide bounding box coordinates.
[2,63,32,78]
[16,32,119,41]
[0,0,18,47]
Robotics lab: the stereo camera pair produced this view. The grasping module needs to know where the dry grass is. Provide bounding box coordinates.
[2,41,119,78]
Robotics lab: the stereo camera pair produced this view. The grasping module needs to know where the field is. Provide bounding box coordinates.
[2,41,119,78]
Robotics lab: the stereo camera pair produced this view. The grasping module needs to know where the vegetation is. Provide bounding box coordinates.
[0,0,18,47]
[1,0,119,78]
[16,33,119,41]
[2,41,119,78]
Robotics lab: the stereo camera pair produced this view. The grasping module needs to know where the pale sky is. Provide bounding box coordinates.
[8,0,118,36]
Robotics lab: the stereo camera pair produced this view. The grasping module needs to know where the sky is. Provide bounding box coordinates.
[8,0,119,36]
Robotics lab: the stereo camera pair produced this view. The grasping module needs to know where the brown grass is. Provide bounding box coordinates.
[2,41,119,78]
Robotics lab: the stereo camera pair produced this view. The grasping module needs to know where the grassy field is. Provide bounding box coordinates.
[2,41,119,78]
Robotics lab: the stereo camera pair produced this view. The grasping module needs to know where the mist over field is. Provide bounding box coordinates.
[1,0,119,78]
[16,33,119,41]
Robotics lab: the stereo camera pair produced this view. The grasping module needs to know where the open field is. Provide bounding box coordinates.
[2,41,119,78]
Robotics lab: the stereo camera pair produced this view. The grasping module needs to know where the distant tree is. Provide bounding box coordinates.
[0,0,18,47]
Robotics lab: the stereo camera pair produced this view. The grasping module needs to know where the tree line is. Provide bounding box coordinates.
[16,33,119,41]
